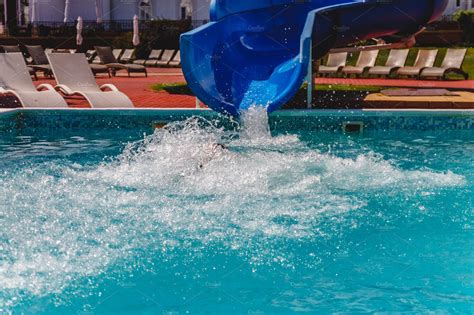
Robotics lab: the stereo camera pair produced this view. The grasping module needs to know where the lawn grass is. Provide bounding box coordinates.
[315,84,382,92]
[151,83,383,95]
[151,82,194,95]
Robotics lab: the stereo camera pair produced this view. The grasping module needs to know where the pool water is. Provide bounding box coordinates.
[1,111,473,314]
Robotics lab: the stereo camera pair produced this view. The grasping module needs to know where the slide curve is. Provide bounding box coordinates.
[181,0,448,116]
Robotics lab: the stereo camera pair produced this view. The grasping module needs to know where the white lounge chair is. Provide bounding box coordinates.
[113,49,123,60]
[156,49,176,67]
[134,49,163,66]
[397,49,439,78]
[0,53,68,108]
[119,49,135,63]
[420,48,469,80]
[368,49,409,77]
[341,50,379,77]
[1,45,38,79]
[168,50,181,67]
[318,52,348,76]
[47,53,134,108]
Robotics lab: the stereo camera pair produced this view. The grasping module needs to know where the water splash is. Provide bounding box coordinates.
[240,106,271,140]
[0,112,466,309]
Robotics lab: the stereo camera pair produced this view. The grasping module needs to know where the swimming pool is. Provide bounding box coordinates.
[1,109,473,314]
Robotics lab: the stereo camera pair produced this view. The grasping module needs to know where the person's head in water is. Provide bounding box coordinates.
[215,143,227,150]
[199,143,228,169]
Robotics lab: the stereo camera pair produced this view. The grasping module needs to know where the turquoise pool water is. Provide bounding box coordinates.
[1,111,473,314]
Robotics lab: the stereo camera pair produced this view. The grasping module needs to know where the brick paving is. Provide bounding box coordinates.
[17,67,473,109]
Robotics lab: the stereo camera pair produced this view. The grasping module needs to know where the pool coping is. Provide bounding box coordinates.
[1,107,474,118]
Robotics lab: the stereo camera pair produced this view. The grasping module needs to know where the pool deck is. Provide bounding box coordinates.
[316,77,474,90]
[0,68,473,109]
[364,91,474,109]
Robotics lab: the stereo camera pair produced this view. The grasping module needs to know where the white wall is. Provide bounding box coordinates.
[68,0,98,21]
[191,0,210,21]
[34,0,64,22]
[152,0,180,20]
[29,0,211,22]
[111,0,138,20]
[444,0,474,15]
[102,0,112,21]
[31,0,108,22]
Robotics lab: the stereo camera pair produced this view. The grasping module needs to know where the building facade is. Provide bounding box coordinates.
[3,0,471,29]
[1,0,211,27]
[443,0,474,15]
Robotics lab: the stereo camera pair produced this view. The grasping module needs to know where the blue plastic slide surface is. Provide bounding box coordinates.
[181,0,448,116]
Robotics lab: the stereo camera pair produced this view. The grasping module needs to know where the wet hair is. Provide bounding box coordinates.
[215,143,227,150]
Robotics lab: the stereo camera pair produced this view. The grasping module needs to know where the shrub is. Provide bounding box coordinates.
[454,10,474,44]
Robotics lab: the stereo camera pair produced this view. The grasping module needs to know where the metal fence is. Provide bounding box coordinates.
[439,15,456,22]
[0,19,209,37]
[41,20,142,30]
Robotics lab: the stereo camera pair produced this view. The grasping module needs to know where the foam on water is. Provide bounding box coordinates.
[0,107,466,309]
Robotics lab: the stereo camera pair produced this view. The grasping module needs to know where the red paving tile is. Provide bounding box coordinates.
[6,68,473,109]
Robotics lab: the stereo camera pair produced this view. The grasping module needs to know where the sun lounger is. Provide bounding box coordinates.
[368,49,409,77]
[113,49,123,60]
[1,45,22,53]
[396,49,438,78]
[119,49,135,63]
[84,49,117,77]
[95,46,147,77]
[86,50,97,62]
[341,50,379,76]
[92,55,102,64]
[168,51,181,67]
[27,46,109,78]
[155,49,176,67]
[420,48,469,80]
[52,48,71,54]
[1,45,37,79]
[47,53,133,108]
[25,45,53,76]
[89,64,111,77]
[134,49,163,66]
[0,53,68,108]
[318,52,348,76]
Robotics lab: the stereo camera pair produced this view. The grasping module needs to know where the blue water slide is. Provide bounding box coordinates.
[181,0,448,116]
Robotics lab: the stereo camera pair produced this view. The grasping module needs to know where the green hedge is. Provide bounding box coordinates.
[454,10,474,44]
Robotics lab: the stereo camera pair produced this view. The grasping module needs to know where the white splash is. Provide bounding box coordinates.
[240,106,271,140]
[0,113,466,308]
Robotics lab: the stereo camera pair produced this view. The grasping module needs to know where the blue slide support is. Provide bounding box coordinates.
[181,0,448,116]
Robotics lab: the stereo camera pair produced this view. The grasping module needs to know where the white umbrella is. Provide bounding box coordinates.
[30,0,38,24]
[17,0,23,25]
[132,15,140,46]
[64,0,70,23]
[95,0,103,24]
[76,16,83,46]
